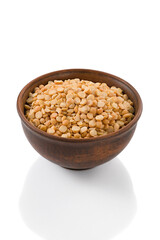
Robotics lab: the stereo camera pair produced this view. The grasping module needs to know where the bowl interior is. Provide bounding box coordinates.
[17,68,143,145]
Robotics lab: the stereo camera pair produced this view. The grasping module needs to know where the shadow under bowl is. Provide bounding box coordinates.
[17,69,142,169]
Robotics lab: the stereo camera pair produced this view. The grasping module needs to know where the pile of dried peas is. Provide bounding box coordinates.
[25,79,134,138]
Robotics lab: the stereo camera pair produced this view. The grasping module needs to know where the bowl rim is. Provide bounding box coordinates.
[17,68,143,142]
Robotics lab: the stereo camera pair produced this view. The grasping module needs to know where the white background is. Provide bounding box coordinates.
[0,0,160,239]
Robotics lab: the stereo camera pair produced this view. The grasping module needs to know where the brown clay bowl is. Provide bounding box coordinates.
[17,69,142,169]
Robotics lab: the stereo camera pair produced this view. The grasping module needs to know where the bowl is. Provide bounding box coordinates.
[17,69,142,169]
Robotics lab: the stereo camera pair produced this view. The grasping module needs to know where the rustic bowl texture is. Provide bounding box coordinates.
[17,69,142,169]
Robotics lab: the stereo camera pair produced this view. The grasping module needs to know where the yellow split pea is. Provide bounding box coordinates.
[25,78,134,138]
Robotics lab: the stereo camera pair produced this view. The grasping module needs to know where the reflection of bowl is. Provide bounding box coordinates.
[19,157,137,240]
[17,69,142,169]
